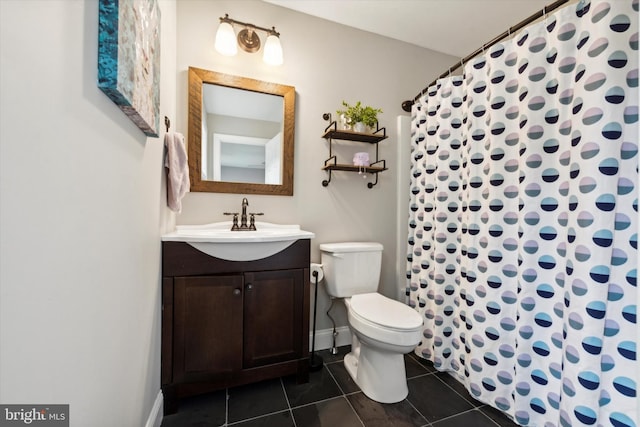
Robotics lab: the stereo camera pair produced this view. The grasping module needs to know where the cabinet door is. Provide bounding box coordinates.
[243,269,304,368]
[173,275,243,382]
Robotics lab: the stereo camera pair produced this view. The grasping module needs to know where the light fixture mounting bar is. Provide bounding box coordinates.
[219,14,279,36]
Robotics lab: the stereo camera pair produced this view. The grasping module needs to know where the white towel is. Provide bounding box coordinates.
[164,132,190,213]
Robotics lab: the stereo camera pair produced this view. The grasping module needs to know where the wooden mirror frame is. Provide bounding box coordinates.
[188,67,295,195]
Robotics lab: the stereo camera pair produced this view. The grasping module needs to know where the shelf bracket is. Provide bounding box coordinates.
[322,155,337,187]
[323,112,337,133]
[322,170,332,187]
[366,159,385,189]
[367,173,379,189]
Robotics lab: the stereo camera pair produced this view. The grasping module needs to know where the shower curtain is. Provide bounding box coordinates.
[406,1,637,426]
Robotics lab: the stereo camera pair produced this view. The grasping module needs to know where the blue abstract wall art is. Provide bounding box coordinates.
[98,0,161,137]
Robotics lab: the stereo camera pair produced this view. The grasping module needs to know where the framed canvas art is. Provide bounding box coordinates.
[98,0,161,137]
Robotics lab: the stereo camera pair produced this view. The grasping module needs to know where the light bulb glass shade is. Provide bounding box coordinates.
[263,34,283,66]
[215,21,237,56]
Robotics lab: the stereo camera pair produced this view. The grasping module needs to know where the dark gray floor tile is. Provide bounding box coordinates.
[407,352,437,373]
[161,390,226,427]
[407,375,474,422]
[432,409,498,427]
[227,379,289,423]
[433,372,480,407]
[326,360,360,394]
[283,365,342,407]
[347,392,428,427]
[292,396,363,427]
[405,354,432,379]
[230,410,295,427]
[162,344,522,427]
[480,405,520,427]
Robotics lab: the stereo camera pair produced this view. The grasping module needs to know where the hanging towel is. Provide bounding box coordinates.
[164,132,190,213]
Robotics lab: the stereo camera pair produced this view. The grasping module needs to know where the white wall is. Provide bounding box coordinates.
[176,0,455,329]
[0,1,176,426]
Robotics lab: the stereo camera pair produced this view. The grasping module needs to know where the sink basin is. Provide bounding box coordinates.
[161,221,315,261]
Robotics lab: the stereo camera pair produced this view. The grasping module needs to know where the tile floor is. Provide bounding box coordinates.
[161,346,520,427]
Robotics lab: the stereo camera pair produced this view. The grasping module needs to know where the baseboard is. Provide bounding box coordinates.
[309,326,351,352]
[145,390,163,427]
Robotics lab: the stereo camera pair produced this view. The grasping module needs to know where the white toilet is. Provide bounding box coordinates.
[319,242,423,403]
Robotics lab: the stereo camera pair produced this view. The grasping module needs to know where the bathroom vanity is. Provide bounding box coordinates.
[161,229,311,415]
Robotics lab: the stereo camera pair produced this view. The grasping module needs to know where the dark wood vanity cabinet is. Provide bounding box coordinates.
[162,240,310,415]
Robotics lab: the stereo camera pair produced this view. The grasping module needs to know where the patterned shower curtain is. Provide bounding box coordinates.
[406,1,637,426]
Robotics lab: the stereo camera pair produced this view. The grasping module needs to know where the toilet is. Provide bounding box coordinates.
[319,242,423,403]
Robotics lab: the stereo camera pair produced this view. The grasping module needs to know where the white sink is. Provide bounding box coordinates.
[161,221,315,261]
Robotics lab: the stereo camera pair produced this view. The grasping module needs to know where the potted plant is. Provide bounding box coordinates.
[336,101,382,133]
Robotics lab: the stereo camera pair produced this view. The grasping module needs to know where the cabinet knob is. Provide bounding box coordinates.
[233,288,242,296]
[246,284,253,291]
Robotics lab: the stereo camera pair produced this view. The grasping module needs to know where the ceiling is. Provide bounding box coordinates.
[203,83,282,122]
[263,0,553,57]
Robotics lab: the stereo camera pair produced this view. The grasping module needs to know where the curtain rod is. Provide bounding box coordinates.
[401,0,572,111]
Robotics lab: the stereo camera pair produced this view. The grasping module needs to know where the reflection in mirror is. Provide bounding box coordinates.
[202,84,283,184]
[188,67,295,195]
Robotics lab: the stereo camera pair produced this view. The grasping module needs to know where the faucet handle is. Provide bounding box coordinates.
[224,212,240,230]
[248,212,264,230]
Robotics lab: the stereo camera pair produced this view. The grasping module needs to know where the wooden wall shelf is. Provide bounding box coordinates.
[321,113,389,189]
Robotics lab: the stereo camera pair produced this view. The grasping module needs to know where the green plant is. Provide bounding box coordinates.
[336,101,382,128]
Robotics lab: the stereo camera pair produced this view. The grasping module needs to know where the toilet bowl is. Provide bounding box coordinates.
[319,242,424,403]
[344,293,422,403]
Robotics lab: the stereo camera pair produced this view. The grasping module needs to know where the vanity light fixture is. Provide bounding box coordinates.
[215,14,284,66]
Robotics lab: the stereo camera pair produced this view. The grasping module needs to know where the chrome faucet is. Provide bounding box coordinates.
[240,197,249,229]
[224,198,263,231]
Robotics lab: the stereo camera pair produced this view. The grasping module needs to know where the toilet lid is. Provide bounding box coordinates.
[350,293,423,331]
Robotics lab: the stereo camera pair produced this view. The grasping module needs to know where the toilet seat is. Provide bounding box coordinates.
[346,293,423,348]
[350,293,423,331]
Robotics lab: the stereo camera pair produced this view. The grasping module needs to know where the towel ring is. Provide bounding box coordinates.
[164,116,170,132]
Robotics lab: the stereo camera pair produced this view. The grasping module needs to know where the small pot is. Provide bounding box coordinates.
[353,122,367,133]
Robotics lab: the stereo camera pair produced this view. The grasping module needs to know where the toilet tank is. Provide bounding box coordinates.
[319,242,383,298]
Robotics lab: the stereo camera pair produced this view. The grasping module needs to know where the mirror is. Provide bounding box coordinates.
[188,67,295,195]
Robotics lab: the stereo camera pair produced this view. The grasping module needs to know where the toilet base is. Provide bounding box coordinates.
[344,343,409,404]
